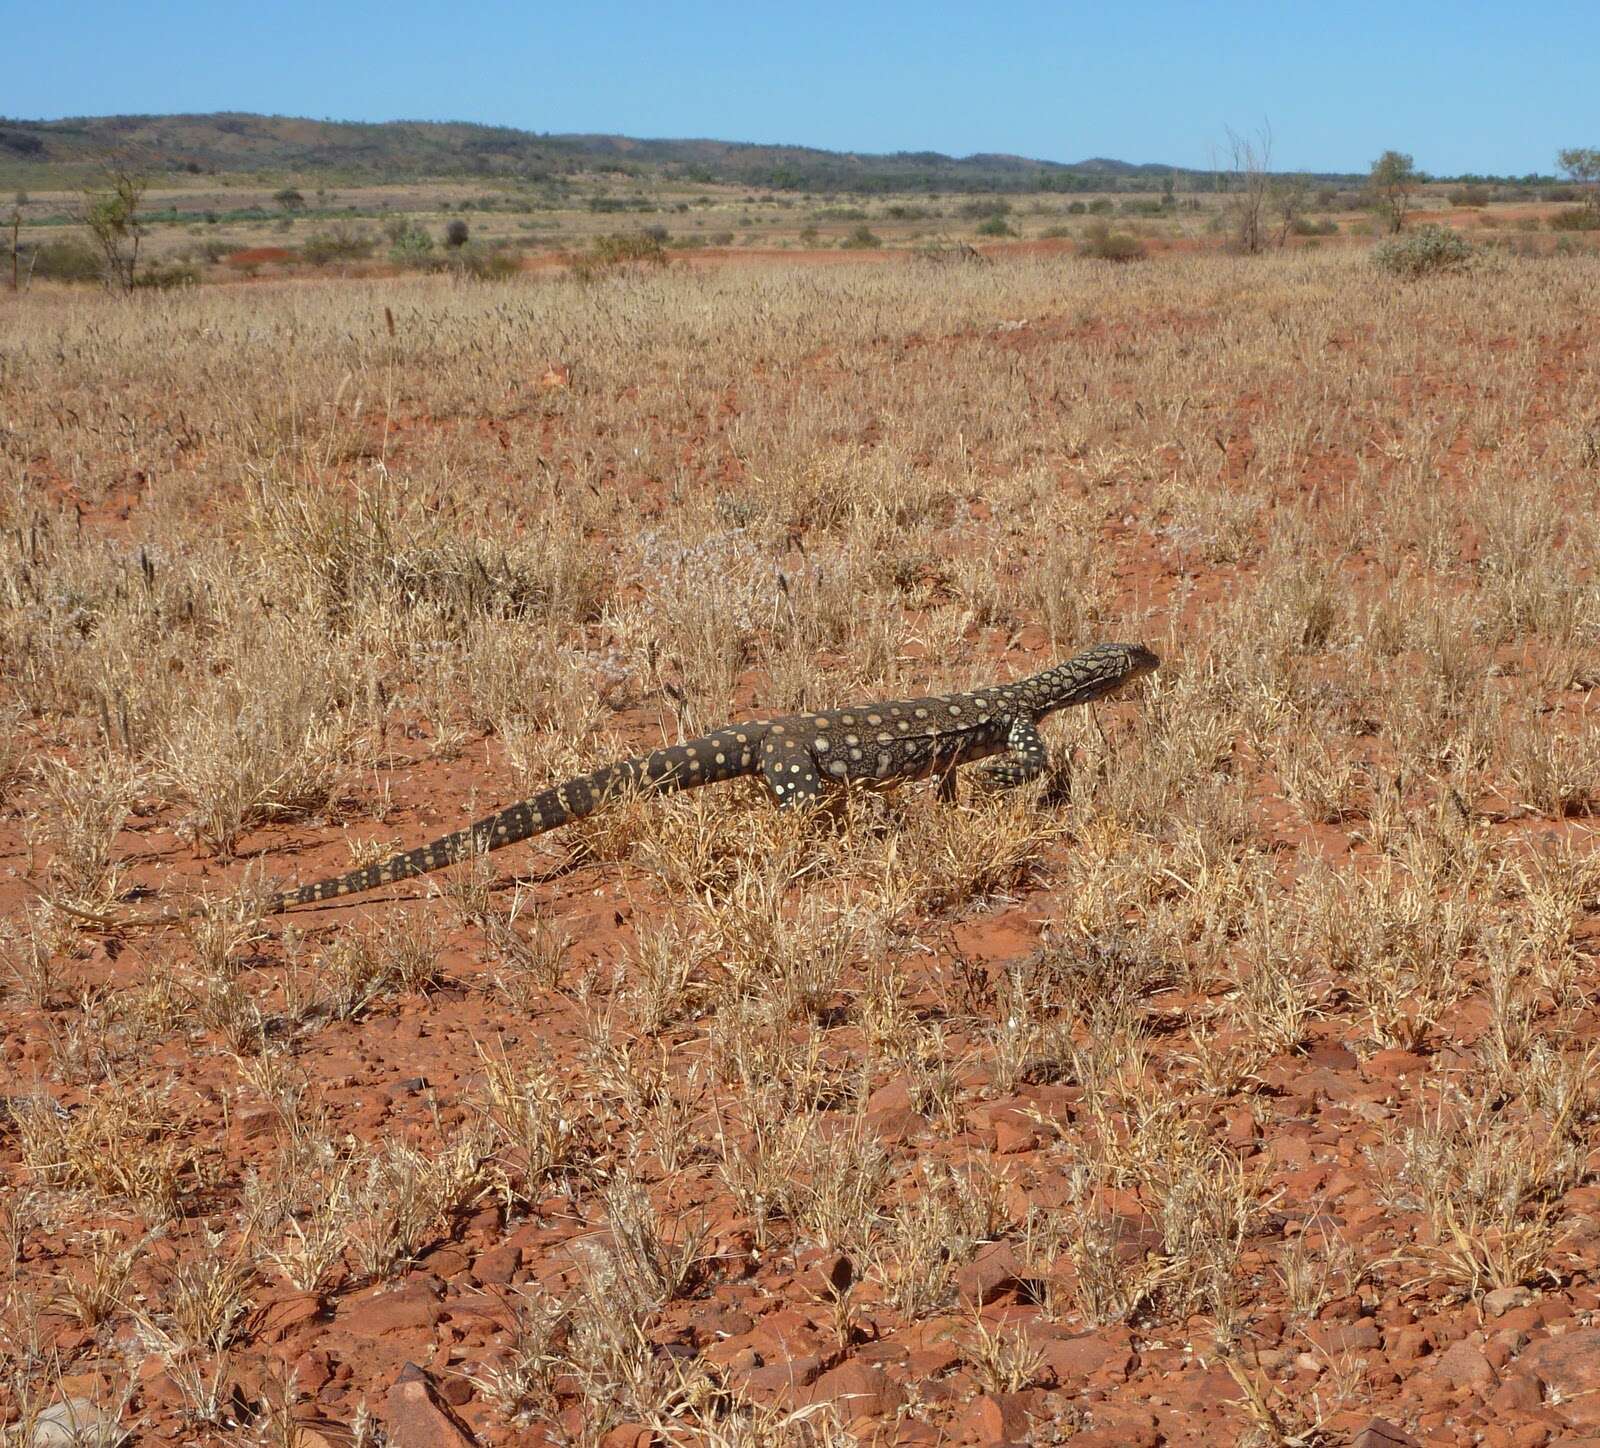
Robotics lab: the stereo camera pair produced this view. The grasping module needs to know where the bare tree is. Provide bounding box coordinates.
[1217,123,1273,254]
[82,158,149,291]
[1557,147,1600,217]
[1369,151,1419,234]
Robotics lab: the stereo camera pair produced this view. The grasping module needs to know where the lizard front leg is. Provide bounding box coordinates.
[759,736,824,808]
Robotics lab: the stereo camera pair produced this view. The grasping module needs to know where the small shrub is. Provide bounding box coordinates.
[27,238,102,282]
[301,225,374,265]
[976,215,1015,237]
[1291,217,1339,236]
[441,245,521,280]
[387,221,435,265]
[569,230,669,281]
[1548,207,1600,232]
[1447,186,1491,208]
[134,261,199,290]
[445,218,470,247]
[840,224,882,249]
[1066,201,1087,215]
[590,231,667,266]
[1079,219,1145,262]
[958,199,1010,220]
[1086,198,1114,215]
[1372,224,1475,278]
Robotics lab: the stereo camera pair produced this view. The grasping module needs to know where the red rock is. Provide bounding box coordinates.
[1519,1327,1600,1403]
[1386,1324,1434,1361]
[290,1349,334,1396]
[384,1363,476,1448]
[1363,1049,1428,1079]
[342,1286,443,1339]
[1485,1285,1533,1317]
[1433,1339,1496,1390]
[259,1292,326,1342]
[599,1428,652,1448]
[1039,1333,1133,1384]
[960,1392,1033,1444]
[808,1361,904,1418]
[797,1250,856,1300]
[1305,1318,1381,1354]
[469,1244,520,1286]
[290,1421,357,1448]
[742,1357,822,1403]
[993,1119,1038,1155]
[1307,1041,1358,1070]
[692,1306,755,1342]
[1351,1419,1421,1448]
[865,1105,925,1145]
[1489,1374,1545,1413]
[866,1077,913,1112]
[954,1242,1031,1305]
[1222,1107,1259,1148]
[893,1420,941,1446]
[1077,1407,1159,1448]
[907,1344,961,1379]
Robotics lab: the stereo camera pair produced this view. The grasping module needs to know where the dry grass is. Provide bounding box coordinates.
[3,245,1599,1443]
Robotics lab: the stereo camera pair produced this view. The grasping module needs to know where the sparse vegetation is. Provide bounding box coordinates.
[3,229,1600,1446]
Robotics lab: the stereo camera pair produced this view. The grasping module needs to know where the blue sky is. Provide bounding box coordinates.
[10,1,1595,175]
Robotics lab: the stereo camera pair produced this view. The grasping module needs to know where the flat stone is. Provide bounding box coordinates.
[384,1363,476,1448]
[808,1360,904,1418]
[1351,1419,1421,1448]
[1433,1340,1496,1390]
[469,1244,520,1286]
[342,1285,443,1339]
[30,1399,123,1448]
[960,1392,1034,1444]
[954,1242,1033,1306]
[1519,1327,1600,1402]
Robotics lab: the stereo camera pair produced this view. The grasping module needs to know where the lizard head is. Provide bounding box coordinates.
[1048,641,1161,705]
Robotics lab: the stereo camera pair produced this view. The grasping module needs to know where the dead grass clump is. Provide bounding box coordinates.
[8,1086,205,1222]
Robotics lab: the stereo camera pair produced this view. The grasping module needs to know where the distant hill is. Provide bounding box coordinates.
[0,112,1325,193]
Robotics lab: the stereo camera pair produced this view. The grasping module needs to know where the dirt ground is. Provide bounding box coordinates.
[2,244,1599,1447]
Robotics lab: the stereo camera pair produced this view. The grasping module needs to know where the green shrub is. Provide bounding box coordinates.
[301,225,374,265]
[387,221,435,264]
[1066,201,1087,215]
[1548,207,1600,232]
[958,199,1010,220]
[840,224,882,249]
[1078,219,1145,262]
[1290,217,1339,236]
[1372,224,1474,277]
[445,219,470,247]
[1086,199,1114,215]
[1447,185,1492,208]
[975,215,1014,237]
[27,238,102,282]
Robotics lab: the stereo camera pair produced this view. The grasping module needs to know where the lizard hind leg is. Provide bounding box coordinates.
[758,736,824,809]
